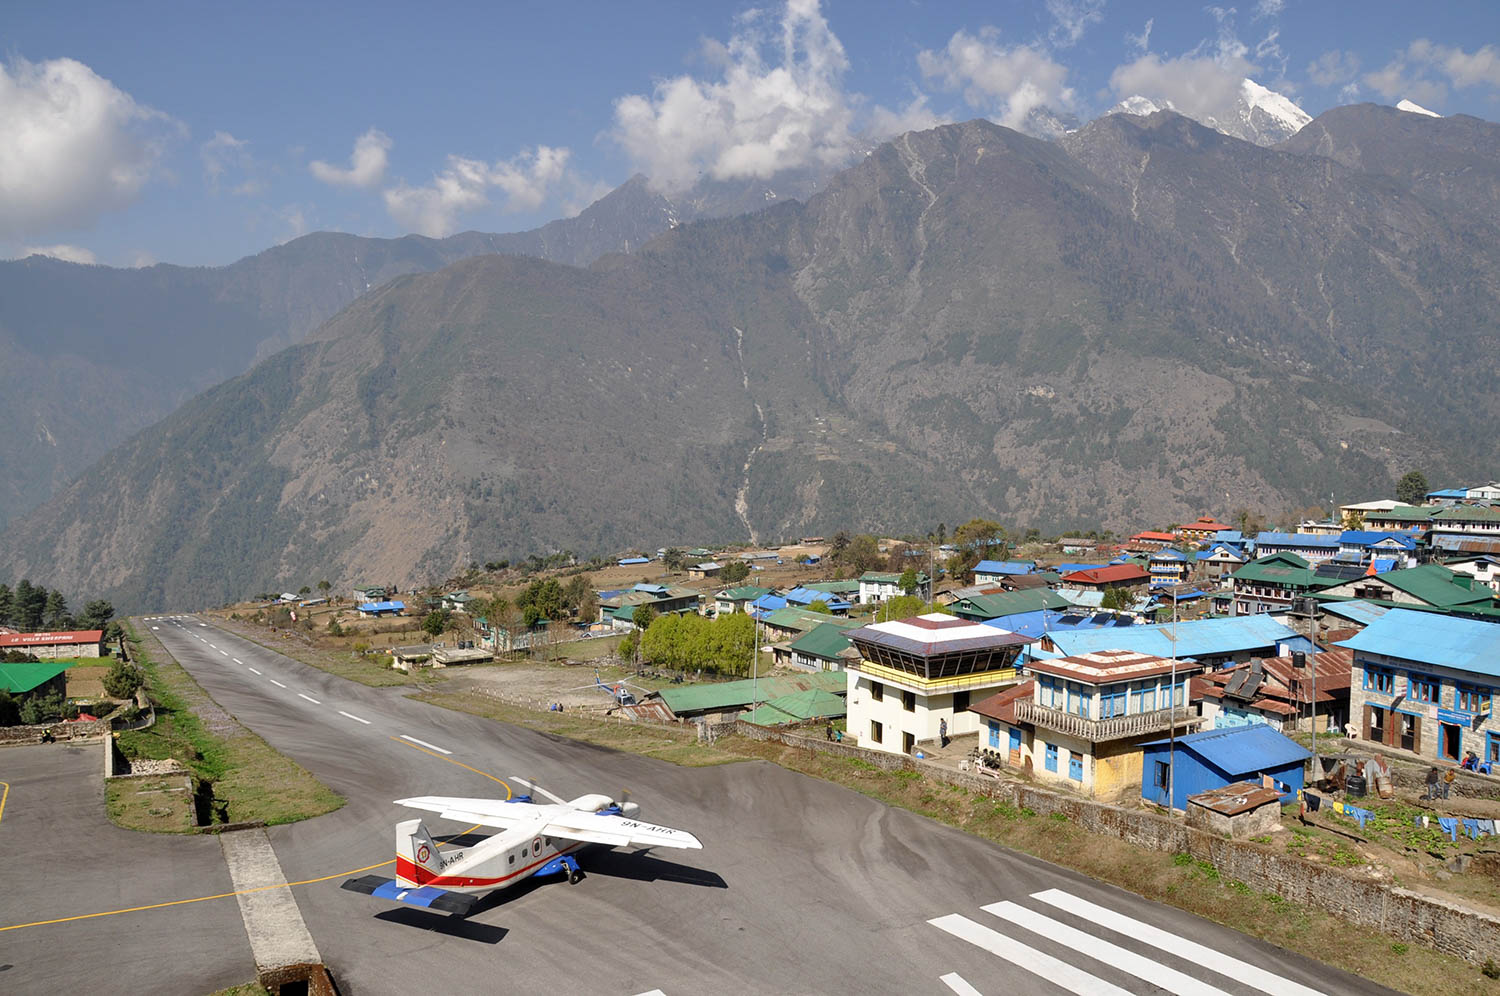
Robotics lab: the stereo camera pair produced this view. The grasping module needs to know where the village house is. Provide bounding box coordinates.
[1363,505,1440,534]
[357,600,405,618]
[599,584,702,631]
[1126,531,1178,553]
[687,562,723,580]
[1253,532,1341,563]
[1231,552,1332,616]
[1444,555,1500,594]
[1341,609,1500,765]
[782,586,853,615]
[1030,614,1312,670]
[771,622,859,672]
[949,588,1070,623]
[1336,531,1418,567]
[1313,563,1496,614]
[1140,725,1310,810]
[972,560,1036,585]
[845,614,1030,756]
[760,607,854,642]
[351,584,388,602]
[1429,505,1500,554]
[0,630,105,659]
[1197,542,1247,580]
[969,649,1205,801]
[440,591,475,613]
[1148,549,1192,587]
[713,585,773,616]
[858,570,930,605]
[1195,649,1352,734]
[1176,517,1236,544]
[1057,564,1150,593]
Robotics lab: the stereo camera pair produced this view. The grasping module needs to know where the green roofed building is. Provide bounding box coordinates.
[805,580,860,596]
[0,659,73,696]
[1231,553,1334,616]
[740,688,847,725]
[950,588,1070,622]
[715,586,773,616]
[1314,563,1496,613]
[762,607,857,641]
[773,622,858,672]
[656,670,846,720]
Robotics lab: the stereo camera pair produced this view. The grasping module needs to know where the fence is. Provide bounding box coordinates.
[734,720,1500,963]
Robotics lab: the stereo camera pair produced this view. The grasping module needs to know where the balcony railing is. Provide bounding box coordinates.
[1012,701,1198,743]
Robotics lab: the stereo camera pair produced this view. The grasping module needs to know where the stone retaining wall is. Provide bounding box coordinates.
[0,717,111,745]
[736,720,1500,963]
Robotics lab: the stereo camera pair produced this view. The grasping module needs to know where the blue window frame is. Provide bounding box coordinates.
[1363,665,1395,694]
[1071,686,1092,718]
[1153,760,1170,787]
[1134,685,1157,713]
[1100,684,1128,718]
[1408,672,1438,704]
[1009,727,1022,753]
[987,721,1000,748]
[1068,756,1083,781]
[1044,743,1058,773]
[1489,732,1500,765]
[1457,684,1491,714]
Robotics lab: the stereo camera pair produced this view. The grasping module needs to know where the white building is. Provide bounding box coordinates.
[844,613,1029,756]
[1445,555,1500,594]
[857,571,930,605]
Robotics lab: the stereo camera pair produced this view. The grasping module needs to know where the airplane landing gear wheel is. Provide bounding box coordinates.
[568,867,583,885]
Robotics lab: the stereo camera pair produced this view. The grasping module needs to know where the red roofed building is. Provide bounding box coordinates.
[1059,564,1150,592]
[1177,517,1237,543]
[1127,531,1178,552]
[0,630,105,659]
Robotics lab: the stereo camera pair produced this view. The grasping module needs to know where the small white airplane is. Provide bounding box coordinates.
[342,781,702,916]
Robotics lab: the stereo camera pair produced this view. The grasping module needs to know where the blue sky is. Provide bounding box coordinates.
[4,0,1498,267]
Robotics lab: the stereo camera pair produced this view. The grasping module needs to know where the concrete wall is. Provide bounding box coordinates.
[735,720,1500,964]
[0,717,111,745]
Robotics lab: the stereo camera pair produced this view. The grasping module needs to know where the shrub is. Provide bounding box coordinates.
[19,688,66,725]
[102,659,144,699]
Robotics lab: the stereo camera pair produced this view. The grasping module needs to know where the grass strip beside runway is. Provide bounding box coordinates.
[113,621,345,830]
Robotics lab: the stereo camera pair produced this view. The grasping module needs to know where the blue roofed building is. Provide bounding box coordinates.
[357,600,405,617]
[1254,532,1342,563]
[1148,548,1191,587]
[783,586,853,615]
[1340,609,1500,765]
[1030,614,1312,668]
[1337,531,1418,568]
[1141,725,1311,810]
[973,560,1037,585]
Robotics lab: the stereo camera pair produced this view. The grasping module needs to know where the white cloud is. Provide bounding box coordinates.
[1307,50,1361,88]
[1362,41,1500,110]
[868,94,949,139]
[19,243,96,264]
[310,128,392,190]
[382,146,571,237]
[0,56,176,240]
[1109,51,1255,124]
[277,206,308,244]
[1252,0,1285,19]
[1412,40,1500,90]
[1125,18,1154,55]
[611,0,860,192]
[1046,0,1105,49]
[918,27,1075,132]
[200,131,265,195]
[128,249,155,268]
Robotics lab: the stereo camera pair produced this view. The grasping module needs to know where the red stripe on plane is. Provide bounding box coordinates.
[396,841,585,889]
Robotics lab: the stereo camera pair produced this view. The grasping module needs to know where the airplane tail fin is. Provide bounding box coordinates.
[395,818,444,887]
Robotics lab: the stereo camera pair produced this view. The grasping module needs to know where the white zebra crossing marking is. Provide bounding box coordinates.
[982,901,1230,996]
[928,914,1131,996]
[939,972,983,996]
[1030,890,1324,996]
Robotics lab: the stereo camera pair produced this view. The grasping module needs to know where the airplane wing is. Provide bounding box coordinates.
[394,795,551,830]
[542,810,703,850]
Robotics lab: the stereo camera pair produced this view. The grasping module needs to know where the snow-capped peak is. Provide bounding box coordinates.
[1110,94,1171,118]
[1396,98,1442,118]
[1240,79,1312,135]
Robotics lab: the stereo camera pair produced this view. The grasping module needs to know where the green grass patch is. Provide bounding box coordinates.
[106,776,197,833]
[211,619,420,687]
[114,622,344,830]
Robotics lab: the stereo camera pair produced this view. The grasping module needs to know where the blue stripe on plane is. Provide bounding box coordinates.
[371,881,453,908]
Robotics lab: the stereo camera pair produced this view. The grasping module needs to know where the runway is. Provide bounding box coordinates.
[0,615,1397,994]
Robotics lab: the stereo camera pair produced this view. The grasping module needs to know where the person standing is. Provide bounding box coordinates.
[939,717,949,748]
[1425,766,1440,801]
[1443,767,1458,799]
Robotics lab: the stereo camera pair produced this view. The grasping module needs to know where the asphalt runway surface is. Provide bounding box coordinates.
[0,615,1401,995]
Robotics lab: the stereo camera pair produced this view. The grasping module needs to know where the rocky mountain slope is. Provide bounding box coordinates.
[6,109,1498,611]
[0,171,825,528]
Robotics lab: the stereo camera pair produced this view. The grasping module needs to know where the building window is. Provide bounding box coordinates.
[987,721,1000,748]
[870,681,883,702]
[953,689,970,713]
[1457,684,1491,714]
[1044,743,1058,773]
[1363,665,1395,694]
[1100,684,1127,718]
[902,689,916,713]
[1072,686,1092,718]
[1489,732,1500,765]
[1133,685,1157,713]
[870,720,883,743]
[1408,673,1438,704]
[1068,755,1084,781]
[1153,760,1169,787]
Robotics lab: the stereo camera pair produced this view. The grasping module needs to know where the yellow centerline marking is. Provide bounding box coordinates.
[2,739,508,932]
[388,736,512,797]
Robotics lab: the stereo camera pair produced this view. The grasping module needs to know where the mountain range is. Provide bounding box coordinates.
[4,103,1499,612]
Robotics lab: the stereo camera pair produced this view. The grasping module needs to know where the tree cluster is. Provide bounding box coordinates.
[0,580,114,635]
[638,612,755,677]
